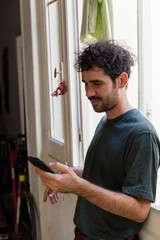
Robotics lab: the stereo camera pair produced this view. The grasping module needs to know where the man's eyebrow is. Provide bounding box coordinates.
[82,80,104,83]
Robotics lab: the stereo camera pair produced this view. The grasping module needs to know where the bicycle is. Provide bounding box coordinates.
[0,135,37,240]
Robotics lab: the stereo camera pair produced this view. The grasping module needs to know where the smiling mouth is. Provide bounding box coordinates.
[88,97,101,106]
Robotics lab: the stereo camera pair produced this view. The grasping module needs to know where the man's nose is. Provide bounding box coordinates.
[85,86,96,98]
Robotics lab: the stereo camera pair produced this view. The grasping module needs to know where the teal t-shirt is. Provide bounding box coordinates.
[74,109,160,240]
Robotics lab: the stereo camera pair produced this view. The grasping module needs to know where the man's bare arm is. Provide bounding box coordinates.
[35,162,151,222]
[75,177,151,223]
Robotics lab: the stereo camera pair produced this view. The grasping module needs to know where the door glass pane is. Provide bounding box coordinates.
[47,1,65,142]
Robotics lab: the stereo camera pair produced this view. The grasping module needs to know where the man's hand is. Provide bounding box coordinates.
[43,187,59,204]
[34,162,81,194]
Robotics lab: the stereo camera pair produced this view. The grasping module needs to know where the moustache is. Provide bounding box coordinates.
[88,97,102,101]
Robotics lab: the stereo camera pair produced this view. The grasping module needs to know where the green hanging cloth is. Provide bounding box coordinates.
[80,0,114,43]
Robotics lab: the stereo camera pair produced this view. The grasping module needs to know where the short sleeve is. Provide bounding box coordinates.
[122,133,160,202]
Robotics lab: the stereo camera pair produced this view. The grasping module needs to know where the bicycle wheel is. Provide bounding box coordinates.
[18,189,37,240]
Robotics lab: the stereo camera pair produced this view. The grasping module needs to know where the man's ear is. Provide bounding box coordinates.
[117,72,128,88]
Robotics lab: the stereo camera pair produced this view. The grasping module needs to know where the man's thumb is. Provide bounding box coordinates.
[49,162,69,173]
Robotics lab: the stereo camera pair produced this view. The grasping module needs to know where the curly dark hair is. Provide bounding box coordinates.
[75,40,135,84]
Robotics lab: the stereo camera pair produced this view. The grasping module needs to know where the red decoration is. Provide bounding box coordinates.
[51,80,67,97]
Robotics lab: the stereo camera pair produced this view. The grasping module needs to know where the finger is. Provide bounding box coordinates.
[54,192,60,203]
[34,166,45,176]
[49,194,55,204]
[49,162,70,174]
[44,187,57,204]
[35,167,56,185]
[49,190,56,198]
[49,192,59,204]
[44,187,50,202]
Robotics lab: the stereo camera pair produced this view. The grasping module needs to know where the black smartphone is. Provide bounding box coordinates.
[27,156,55,174]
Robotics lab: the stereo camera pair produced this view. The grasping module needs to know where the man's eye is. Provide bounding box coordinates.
[94,83,102,86]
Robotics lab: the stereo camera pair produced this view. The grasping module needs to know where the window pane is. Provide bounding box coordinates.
[48,2,65,142]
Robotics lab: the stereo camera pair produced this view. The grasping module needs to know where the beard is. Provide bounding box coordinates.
[88,87,119,113]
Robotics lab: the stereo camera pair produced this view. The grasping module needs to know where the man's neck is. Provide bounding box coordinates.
[106,97,132,120]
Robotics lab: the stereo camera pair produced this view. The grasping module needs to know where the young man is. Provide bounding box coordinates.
[35,40,160,240]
